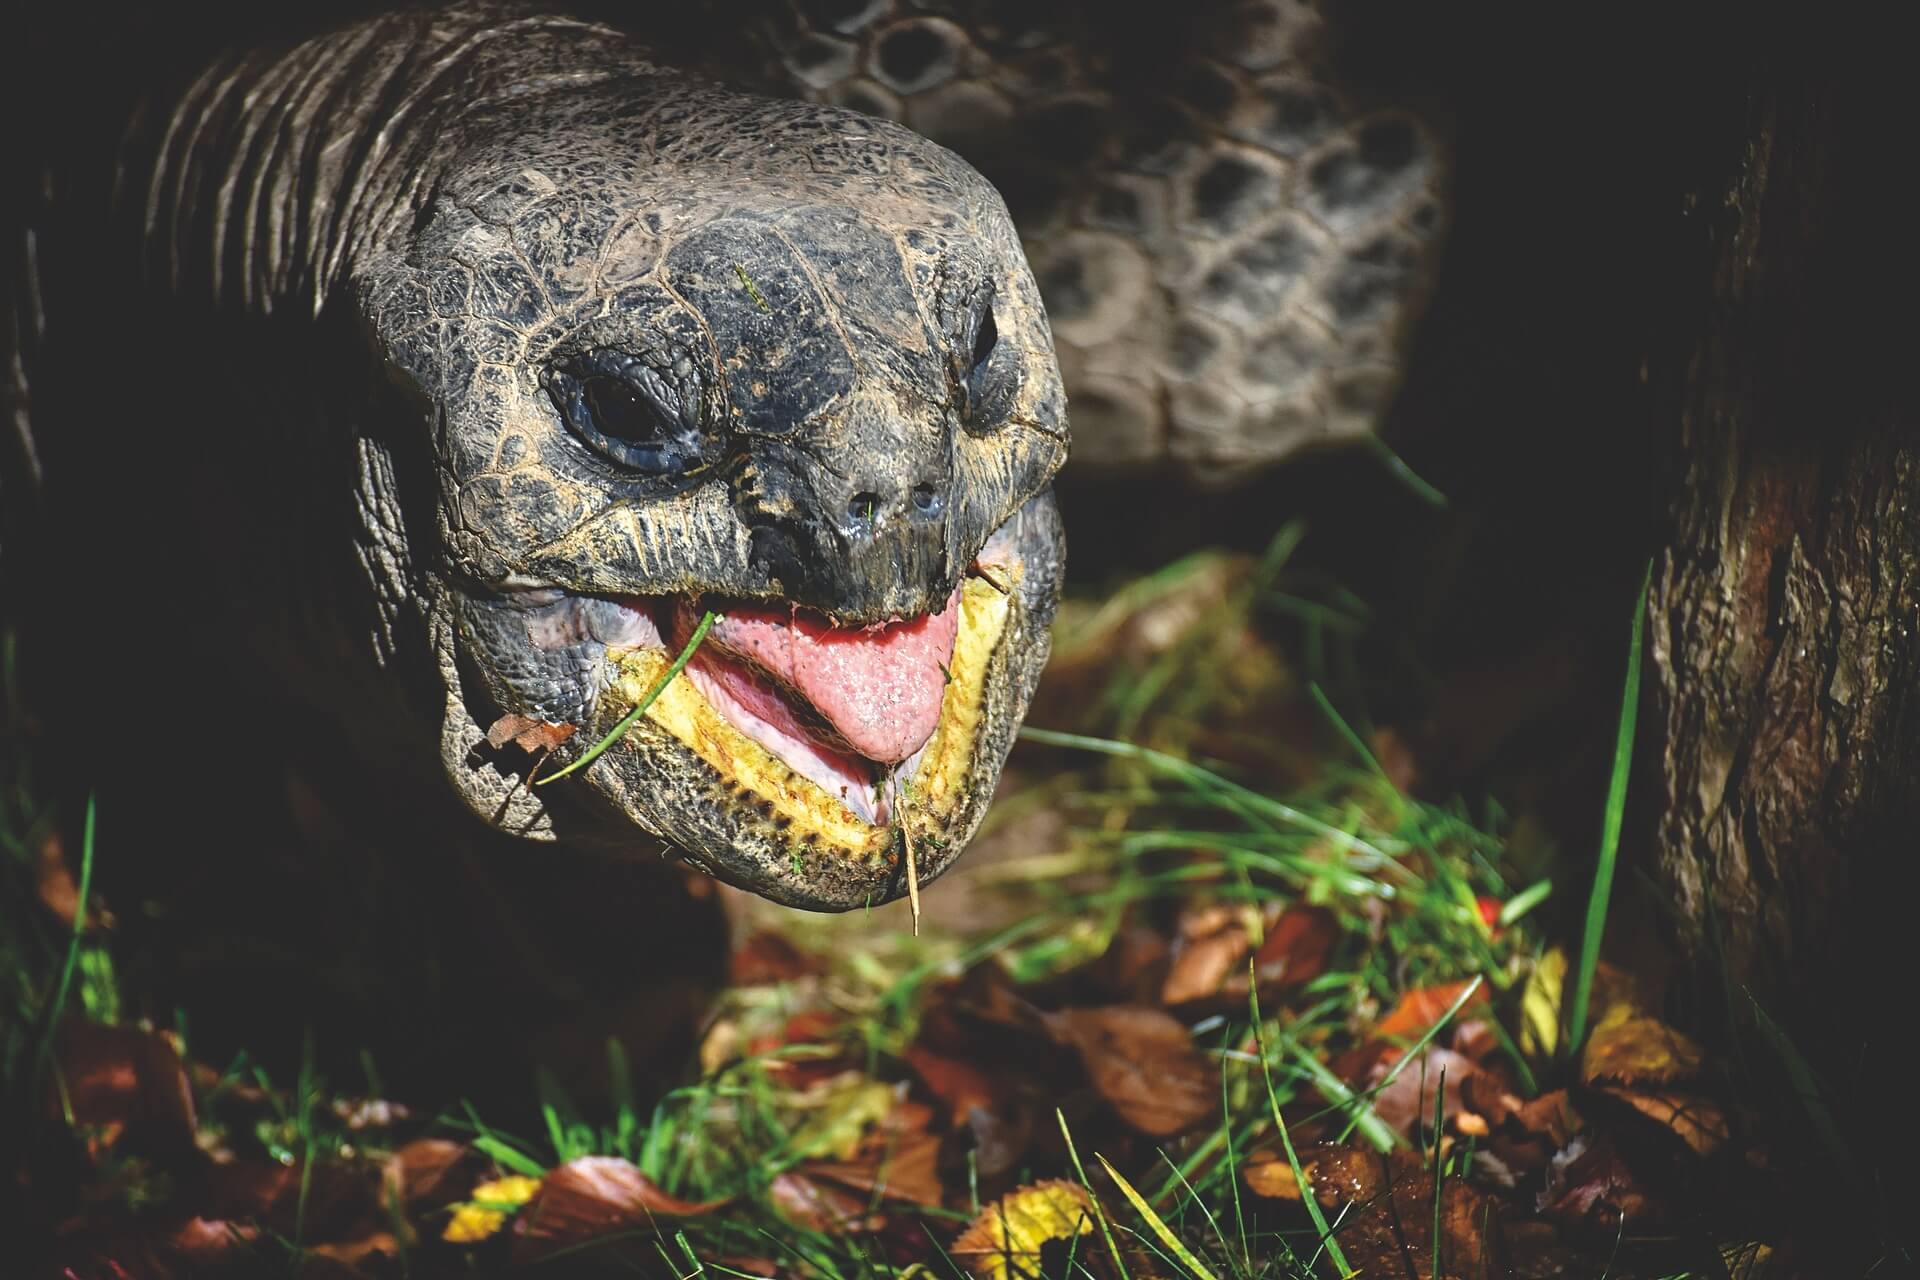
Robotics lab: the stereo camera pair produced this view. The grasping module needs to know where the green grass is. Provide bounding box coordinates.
[1565,559,1651,1060]
[0,548,1600,1277]
[538,608,716,784]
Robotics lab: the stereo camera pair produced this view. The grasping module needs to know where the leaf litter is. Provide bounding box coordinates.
[0,539,1819,1277]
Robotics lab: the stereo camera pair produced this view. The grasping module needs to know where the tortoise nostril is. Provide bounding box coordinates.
[910,483,941,516]
[847,491,883,526]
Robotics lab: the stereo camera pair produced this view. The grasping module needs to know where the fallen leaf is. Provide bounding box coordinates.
[163,1218,257,1264]
[485,712,576,753]
[806,1127,944,1207]
[1249,904,1338,994]
[906,1044,1001,1124]
[1158,918,1250,1005]
[1367,1046,1481,1138]
[1509,1090,1583,1147]
[768,1171,882,1234]
[1580,1002,1705,1086]
[443,1173,541,1244]
[787,1077,899,1161]
[1517,947,1568,1061]
[730,930,820,985]
[51,1019,197,1160]
[1241,1153,1307,1201]
[1375,979,1492,1042]
[1538,1132,1668,1236]
[1279,1146,1508,1279]
[1593,1087,1731,1157]
[515,1157,724,1255]
[382,1138,472,1211]
[36,830,81,928]
[950,1180,1096,1280]
[1040,1006,1215,1136]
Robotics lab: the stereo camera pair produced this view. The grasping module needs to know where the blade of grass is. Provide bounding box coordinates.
[1346,975,1485,1150]
[1306,683,1394,790]
[294,1027,318,1253]
[1058,1109,1132,1280]
[1100,1155,1219,1280]
[1429,1066,1446,1280]
[1363,435,1448,509]
[1744,988,1859,1191]
[32,791,95,1096]
[1565,560,1650,1058]
[539,610,715,784]
[1250,972,1354,1279]
[1018,726,1400,866]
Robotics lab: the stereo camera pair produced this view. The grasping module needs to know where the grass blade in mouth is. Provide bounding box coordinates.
[538,610,717,785]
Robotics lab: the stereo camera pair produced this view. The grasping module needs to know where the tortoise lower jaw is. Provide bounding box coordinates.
[454,490,1063,909]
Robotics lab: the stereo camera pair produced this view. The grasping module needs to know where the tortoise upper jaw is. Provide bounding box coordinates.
[446,489,1064,909]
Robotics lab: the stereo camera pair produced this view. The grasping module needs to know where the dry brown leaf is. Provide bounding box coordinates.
[1539,1132,1667,1235]
[1368,1046,1481,1138]
[1040,1005,1215,1136]
[806,1128,944,1207]
[52,1019,197,1159]
[1288,1147,1507,1279]
[516,1157,724,1256]
[950,1180,1096,1280]
[906,1044,1001,1124]
[768,1171,883,1234]
[382,1138,472,1211]
[484,712,576,753]
[1250,904,1338,994]
[1595,1087,1731,1157]
[730,930,820,985]
[1509,1089,1583,1146]
[164,1218,258,1264]
[1580,1002,1706,1086]
[1159,922,1250,1005]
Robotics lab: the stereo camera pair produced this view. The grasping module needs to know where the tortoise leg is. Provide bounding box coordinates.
[745,0,1446,481]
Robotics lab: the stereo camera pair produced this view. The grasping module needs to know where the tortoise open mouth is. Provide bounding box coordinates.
[583,562,1013,832]
[455,492,1060,908]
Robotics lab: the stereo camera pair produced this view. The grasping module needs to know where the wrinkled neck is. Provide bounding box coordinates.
[131,5,647,317]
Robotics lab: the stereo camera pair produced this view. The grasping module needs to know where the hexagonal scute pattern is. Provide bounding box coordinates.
[747,0,1445,482]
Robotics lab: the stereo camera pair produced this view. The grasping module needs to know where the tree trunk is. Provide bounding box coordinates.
[1643,14,1918,1179]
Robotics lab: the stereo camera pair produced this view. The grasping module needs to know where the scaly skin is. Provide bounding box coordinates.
[4,1,1440,910]
[116,4,1067,908]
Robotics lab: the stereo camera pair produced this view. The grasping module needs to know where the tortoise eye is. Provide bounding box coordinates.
[957,288,1014,431]
[967,303,998,377]
[545,350,716,475]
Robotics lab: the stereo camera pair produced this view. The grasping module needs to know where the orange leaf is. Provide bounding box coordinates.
[1375,979,1490,1041]
[484,712,576,753]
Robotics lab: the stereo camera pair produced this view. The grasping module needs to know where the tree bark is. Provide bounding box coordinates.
[1645,26,1920,1046]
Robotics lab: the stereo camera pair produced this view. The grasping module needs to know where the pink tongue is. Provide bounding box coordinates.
[698,589,961,764]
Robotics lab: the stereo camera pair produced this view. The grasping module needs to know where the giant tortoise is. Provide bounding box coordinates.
[1,0,1441,1090]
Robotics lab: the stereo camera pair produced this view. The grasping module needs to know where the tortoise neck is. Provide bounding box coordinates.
[128,5,648,318]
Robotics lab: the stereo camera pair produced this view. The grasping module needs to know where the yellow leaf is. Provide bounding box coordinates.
[950,1180,1096,1280]
[1581,1003,1705,1086]
[788,1079,898,1162]
[1518,946,1567,1062]
[442,1174,543,1244]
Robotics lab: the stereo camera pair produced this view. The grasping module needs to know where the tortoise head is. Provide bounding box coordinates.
[357,76,1067,909]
